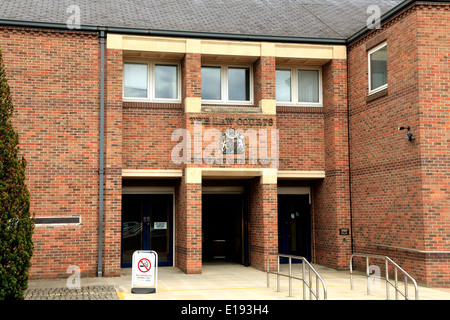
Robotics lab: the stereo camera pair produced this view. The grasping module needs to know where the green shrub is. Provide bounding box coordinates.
[0,48,34,300]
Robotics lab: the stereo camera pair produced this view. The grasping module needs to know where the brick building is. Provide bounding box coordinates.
[0,0,448,287]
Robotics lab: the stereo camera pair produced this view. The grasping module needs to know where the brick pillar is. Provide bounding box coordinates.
[254,56,276,113]
[176,168,202,274]
[173,52,204,274]
[182,52,201,113]
[250,55,278,271]
[102,47,123,277]
[314,59,351,270]
[254,56,276,102]
[249,175,278,271]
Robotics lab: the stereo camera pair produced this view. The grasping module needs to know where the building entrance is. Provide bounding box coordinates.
[202,194,247,265]
[278,194,311,262]
[121,194,173,267]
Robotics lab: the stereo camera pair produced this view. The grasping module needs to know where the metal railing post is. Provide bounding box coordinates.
[366,256,370,295]
[316,275,320,300]
[350,255,354,290]
[302,260,306,299]
[309,265,312,299]
[277,255,280,292]
[288,257,292,297]
[350,253,418,300]
[405,275,408,300]
[395,267,399,300]
[266,253,327,300]
[385,259,390,300]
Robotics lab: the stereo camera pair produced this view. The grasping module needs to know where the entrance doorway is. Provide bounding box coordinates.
[202,194,247,265]
[121,194,173,267]
[278,194,311,262]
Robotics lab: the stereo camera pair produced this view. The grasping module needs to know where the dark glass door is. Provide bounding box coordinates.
[121,194,173,267]
[278,194,311,263]
[202,194,246,264]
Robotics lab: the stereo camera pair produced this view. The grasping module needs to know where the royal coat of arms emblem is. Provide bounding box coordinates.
[221,128,245,154]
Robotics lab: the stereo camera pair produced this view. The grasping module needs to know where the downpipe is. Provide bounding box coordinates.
[98,30,106,277]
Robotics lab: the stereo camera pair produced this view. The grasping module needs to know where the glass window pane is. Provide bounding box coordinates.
[202,67,221,100]
[124,63,148,98]
[155,64,178,99]
[121,195,144,265]
[228,67,250,101]
[298,69,319,103]
[276,69,291,102]
[149,194,172,263]
[370,45,387,90]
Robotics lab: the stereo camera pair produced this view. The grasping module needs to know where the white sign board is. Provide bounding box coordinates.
[131,250,158,293]
[154,222,167,230]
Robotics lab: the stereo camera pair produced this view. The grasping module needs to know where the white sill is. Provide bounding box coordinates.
[368,84,388,96]
[201,100,254,106]
[276,103,323,108]
[123,98,182,104]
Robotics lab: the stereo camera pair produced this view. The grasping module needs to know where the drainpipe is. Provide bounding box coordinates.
[98,30,106,277]
[346,52,353,254]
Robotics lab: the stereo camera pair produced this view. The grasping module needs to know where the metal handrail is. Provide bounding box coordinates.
[350,253,419,300]
[267,254,327,300]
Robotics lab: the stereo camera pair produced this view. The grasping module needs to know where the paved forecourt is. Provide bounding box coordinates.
[25,262,450,300]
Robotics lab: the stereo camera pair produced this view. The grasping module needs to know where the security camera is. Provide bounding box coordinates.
[405,133,415,142]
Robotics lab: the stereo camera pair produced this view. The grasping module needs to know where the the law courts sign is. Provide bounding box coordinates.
[131,250,158,294]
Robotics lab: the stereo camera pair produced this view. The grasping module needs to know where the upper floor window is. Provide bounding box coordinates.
[368,42,387,94]
[201,65,252,104]
[276,66,322,107]
[123,61,180,102]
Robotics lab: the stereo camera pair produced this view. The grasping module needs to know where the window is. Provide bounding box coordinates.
[276,67,322,106]
[201,66,221,100]
[201,65,252,104]
[155,64,178,99]
[123,61,180,102]
[124,63,148,98]
[368,42,387,94]
[228,67,250,101]
[298,69,320,103]
[276,69,291,102]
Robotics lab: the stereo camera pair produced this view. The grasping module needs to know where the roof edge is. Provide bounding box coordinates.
[3,0,448,46]
[0,18,347,45]
[347,0,450,44]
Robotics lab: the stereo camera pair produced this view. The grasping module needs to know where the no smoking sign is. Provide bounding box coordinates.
[138,258,151,273]
[132,251,158,293]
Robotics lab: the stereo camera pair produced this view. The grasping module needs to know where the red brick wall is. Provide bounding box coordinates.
[0,27,102,278]
[416,4,450,286]
[313,59,351,270]
[7,17,446,286]
[120,54,326,175]
[184,112,277,169]
[277,108,324,171]
[102,47,123,277]
[348,7,421,255]
[348,3,450,286]
[122,103,183,169]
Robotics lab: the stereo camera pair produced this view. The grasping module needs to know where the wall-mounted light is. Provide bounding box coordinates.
[398,126,415,142]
